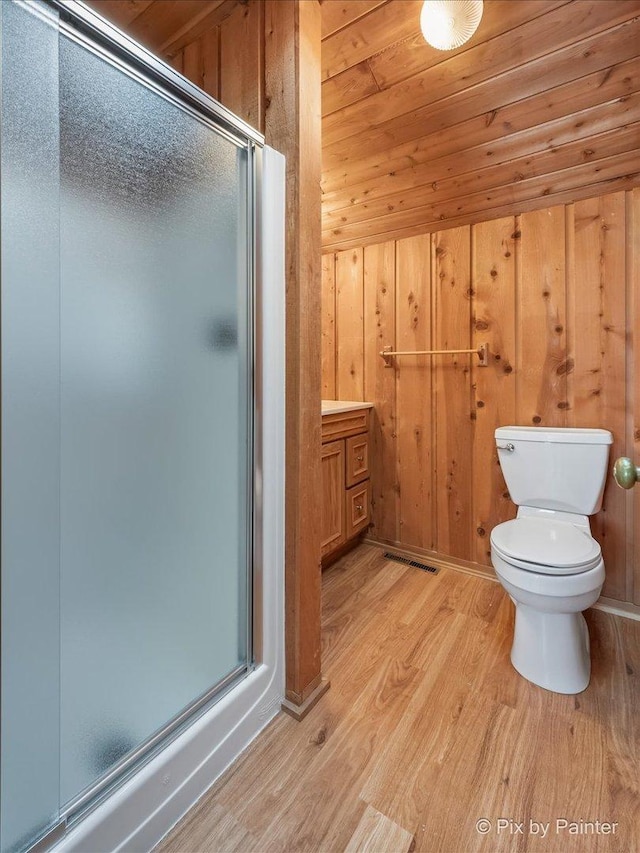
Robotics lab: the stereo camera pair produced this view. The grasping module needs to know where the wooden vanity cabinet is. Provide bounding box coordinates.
[321,408,371,561]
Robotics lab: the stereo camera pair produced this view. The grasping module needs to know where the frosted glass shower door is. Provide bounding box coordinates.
[1,0,254,845]
[1,3,62,852]
[57,26,252,806]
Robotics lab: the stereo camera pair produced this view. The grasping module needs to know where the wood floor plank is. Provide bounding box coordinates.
[410,698,531,853]
[321,543,395,613]
[256,653,424,851]
[322,560,411,666]
[344,804,414,853]
[160,802,258,853]
[156,544,640,853]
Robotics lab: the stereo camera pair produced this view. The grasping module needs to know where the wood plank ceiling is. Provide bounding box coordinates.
[320,0,640,250]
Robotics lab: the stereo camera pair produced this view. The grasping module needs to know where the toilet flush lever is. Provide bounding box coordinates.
[613,457,640,489]
[497,443,515,452]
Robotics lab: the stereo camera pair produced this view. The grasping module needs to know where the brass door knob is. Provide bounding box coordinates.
[613,457,640,489]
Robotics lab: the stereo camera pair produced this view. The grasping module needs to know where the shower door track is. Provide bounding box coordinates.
[62,664,249,828]
[26,663,249,853]
[15,1,266,847]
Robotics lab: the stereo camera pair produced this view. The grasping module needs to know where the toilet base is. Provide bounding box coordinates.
[510,603,591,694]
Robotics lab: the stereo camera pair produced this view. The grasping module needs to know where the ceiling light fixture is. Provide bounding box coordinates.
[420,0,483,51]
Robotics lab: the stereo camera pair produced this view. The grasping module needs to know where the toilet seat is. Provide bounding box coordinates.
[490,517,601,575]
[492,549,605,598]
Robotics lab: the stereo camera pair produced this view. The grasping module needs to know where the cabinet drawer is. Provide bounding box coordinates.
[322,409,370,443]
[346,481,370,538]
[345,434,369,487]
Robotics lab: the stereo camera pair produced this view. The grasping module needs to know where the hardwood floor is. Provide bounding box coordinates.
[157,544,640,852]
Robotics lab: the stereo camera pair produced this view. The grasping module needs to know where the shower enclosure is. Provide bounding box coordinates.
[0,3,283,852]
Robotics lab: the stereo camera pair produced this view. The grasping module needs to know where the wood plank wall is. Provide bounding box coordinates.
[321,0,640,252]
[168,1,264,132]
[88,0,263,131]
[322,189,640,605]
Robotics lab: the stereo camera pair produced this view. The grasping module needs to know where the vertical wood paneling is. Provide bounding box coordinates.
[321,253,336,399]
[631,188,640,605]
[183,38,203,88]
[363,241,397,542]
[220,1,263,130]
[395,234,432,550]
[570,193,627,600]
[328,188,640,606]
[201,27,220,99]
[174,15,235,104]
[433,226,473,561]
[471,217,517,566]
[517,207,568,427]
[335,249,365,400]
[177,22,220,99]
[168,48,184,74]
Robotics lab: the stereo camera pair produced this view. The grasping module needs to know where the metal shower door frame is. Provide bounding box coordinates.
[4,0,265,847]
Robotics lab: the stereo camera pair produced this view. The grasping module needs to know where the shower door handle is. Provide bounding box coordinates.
[613,457,640,489]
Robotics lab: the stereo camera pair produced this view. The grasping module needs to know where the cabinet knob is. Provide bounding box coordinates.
[356,455,364,463]
[355,503,363,512]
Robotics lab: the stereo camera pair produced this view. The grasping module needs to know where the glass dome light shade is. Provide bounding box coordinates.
[420,0,483,51]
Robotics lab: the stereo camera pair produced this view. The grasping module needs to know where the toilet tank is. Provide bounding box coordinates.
[495,426,613,515]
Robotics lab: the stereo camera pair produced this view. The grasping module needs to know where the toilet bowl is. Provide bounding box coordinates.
[490,427,612,694]
[491,528,604,694]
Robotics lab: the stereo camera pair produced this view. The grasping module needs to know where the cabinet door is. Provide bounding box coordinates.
[346,481,370,538]
[321,440,346,557]
[345,433,369,487]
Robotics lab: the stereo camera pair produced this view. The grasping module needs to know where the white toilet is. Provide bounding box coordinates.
[490,426,613,694]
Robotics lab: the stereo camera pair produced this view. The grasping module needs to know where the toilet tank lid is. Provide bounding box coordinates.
[495,426,613,445]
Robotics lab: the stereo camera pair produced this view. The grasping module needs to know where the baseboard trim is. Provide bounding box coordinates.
[593,596,640,621]
[321,535,364,570]
[364,538,640,621]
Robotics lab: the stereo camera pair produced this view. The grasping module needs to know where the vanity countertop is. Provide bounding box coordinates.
[321,400,374,416]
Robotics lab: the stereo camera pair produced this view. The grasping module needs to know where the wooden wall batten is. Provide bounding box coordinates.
[335,249,365,401]
[518,207,568,427]
[395,234,433,551]
[323,189,640,606]
[322,254,337,399]
[433,226,474,561]
[571,194,628,600]
[471,217,517,565]
[363,241,396,543]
